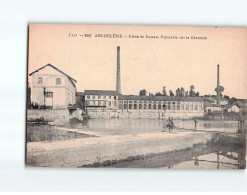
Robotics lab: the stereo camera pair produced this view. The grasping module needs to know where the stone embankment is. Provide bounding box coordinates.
[27,109,83,125]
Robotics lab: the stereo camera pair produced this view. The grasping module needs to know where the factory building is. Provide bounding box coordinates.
[83,46,204,119]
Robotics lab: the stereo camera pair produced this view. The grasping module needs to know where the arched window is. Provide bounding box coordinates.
[168,102,171,110]
[153,104,156,109]
[119,103,122,109]
[134,102,137,109]
[139,104,142,109]
[144,104,147,109]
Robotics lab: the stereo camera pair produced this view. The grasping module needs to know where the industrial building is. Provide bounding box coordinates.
[84,46,204,119]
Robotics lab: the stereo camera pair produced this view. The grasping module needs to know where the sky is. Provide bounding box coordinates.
[28,24,247,99]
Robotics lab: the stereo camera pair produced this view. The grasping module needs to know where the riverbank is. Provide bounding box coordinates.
[193,112,245,121]
[27,108,83,126]
[26,129,220,167]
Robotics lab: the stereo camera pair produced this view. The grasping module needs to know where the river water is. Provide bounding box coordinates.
[64,118,239,135]
[27,119,246,169]
[95,143,246,169]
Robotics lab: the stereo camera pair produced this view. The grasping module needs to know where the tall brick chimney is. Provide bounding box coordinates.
[217,64,220,105]
[116,46,121,93]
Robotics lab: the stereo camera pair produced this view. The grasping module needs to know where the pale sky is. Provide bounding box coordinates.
[28,24,247,99]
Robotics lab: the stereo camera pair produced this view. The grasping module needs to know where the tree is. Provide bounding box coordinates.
[189,85,195,97]
[215,86,224,96]
[181,87,185,97]
[229,97,237,104]
[176,88,181,96]
[155,92,162,96]
[139,89,147,96]
[195,92,200,97]
[149,92,154,96]
[169,90,174,96]
[185,91,189,97]
[223,95,230,100]
[162,86,167,96]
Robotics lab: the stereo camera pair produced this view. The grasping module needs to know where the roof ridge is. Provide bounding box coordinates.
[29,64,77,87]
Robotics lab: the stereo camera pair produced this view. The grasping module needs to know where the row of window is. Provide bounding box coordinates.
[86,97,203,106]
[119,103,202,110]
[86,100,202,110]
[37,77,61,85]
[87,100,117,107]
[86,95,117,100]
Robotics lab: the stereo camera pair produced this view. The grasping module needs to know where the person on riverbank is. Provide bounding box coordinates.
[194,119,198,131]
[164,117,173,132]
[170,117,174,132]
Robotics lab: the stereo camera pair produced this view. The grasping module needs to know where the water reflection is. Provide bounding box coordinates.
[97,143,246,169]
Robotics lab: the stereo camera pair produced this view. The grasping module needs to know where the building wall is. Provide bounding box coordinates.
[210,98,228,105]
[85,97,204,119]
[227,105,240,113]
[85,94,118,110]
[32,87,66,108]
[205,106,222,113]
[220,100,228,105]
[27,108,70,125]
[65,75,76,105]
[86,109,204,119]
[30,66,76,108]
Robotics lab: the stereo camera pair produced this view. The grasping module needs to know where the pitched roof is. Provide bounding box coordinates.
[118,95,203,102]
[222,103,241,110]
[84,90,121,95]
[29,64,77,87]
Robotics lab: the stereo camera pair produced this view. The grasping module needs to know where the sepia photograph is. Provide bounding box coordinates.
[26,24,247,169]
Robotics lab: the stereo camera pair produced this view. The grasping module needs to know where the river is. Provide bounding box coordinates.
[27,119,246,169]
[63,118,239,135]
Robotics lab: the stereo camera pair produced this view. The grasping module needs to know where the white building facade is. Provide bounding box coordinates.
[29,64,77,108]
[84,90,204,119]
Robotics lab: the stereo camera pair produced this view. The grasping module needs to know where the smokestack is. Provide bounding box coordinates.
[116,46,121,93]
[217,64,220,105]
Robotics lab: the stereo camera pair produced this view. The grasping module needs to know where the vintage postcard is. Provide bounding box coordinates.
[26,24,246,169]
